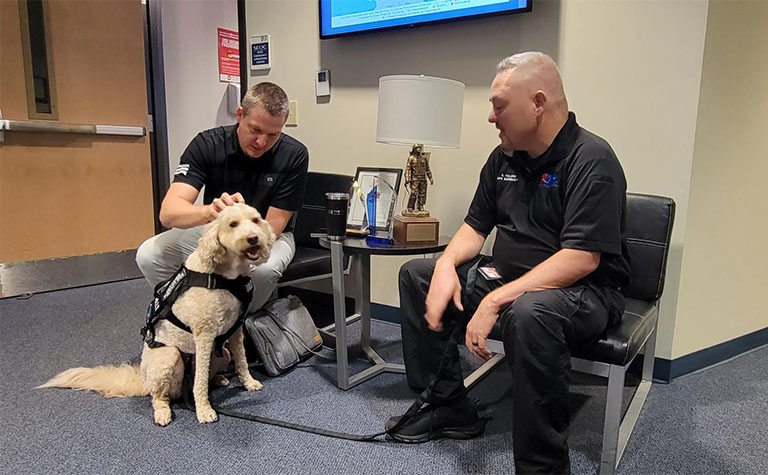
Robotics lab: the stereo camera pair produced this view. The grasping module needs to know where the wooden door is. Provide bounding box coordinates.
[0,0,155,263]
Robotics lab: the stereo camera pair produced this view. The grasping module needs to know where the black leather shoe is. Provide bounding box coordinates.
[385,397,486,443]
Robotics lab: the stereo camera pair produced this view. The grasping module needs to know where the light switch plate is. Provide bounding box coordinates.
[286,100,298,126]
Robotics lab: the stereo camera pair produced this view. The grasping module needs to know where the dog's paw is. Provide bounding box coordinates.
[196,405,218,424]
[243,377,263,392]
[154,408,173,426]
[213,374,230,387]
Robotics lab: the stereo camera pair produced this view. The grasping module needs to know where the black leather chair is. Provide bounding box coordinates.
[463,193,676,475]
[277,171,354,288]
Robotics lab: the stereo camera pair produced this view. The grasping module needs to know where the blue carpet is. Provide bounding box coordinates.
[1,279,766,474]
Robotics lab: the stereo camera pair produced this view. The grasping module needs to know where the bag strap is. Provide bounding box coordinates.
[263,307,336,361]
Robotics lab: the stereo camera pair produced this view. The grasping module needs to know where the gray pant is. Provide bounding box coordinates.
[135,226,295,314]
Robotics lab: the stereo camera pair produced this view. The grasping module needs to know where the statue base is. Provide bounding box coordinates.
[401,209,431,218]
[394,215,439,244]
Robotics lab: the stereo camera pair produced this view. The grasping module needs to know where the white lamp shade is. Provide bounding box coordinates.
[376,75,464,148]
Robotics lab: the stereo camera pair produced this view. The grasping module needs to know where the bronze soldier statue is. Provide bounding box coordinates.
[403,144,434,217]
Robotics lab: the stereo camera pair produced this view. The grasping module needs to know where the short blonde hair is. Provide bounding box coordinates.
[241,82,289,119]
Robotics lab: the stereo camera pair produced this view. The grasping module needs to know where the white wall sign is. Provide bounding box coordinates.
[250,34,270,71]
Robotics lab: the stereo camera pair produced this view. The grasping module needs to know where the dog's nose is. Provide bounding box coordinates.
[247,235,260,246]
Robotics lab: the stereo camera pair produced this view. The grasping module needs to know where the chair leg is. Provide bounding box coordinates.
[600,363,626,475]
[613,322,657,470]
[463,353,505,390]
[600,321,658,475]
[642,308,659,383]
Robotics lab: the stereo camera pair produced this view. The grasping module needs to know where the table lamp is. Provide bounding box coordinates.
[376,75,464,244]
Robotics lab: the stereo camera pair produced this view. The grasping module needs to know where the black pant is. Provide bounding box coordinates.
[399,257,622,474]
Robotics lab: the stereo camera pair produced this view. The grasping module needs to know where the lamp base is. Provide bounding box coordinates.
[393,215,439,244]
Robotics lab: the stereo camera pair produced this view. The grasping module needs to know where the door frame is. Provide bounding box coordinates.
[145,0,170,235]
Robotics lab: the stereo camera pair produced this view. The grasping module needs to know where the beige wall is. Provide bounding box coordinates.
[244,0,765,360]
[555,0,708,360]
[672,1,768,358]
[161,0,239,186]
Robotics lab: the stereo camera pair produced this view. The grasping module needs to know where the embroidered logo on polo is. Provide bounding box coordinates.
[497,173,518,182]
[174,164,190,176]
[540,173,559,188]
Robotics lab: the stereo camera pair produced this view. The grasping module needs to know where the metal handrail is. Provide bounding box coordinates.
[0,118,145,141]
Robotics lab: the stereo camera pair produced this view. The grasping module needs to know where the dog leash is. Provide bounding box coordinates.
[190,259,485,441]
[202,322,464,442]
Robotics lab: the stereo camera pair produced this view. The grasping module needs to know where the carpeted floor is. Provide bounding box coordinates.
[1,278,766,474]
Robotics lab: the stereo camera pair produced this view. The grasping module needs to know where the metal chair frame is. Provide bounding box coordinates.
[463,304,658,475]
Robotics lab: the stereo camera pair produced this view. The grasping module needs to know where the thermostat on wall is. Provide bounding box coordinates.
[316,69,330,97]
[250,34,271,71]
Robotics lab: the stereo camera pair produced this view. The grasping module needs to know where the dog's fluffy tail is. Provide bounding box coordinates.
[37,364,148,398]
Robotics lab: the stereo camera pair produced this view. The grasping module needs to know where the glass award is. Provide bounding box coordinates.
[345,168,402,243]
[365,175,395,245]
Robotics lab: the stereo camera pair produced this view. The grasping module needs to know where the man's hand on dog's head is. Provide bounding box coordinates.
[207,192,245,221]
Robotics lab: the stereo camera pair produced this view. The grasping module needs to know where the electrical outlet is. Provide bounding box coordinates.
[286,100,298,126]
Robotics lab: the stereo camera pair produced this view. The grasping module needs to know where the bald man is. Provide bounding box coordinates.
[387,52,630,474]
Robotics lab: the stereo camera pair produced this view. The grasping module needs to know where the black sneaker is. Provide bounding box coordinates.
[385,397,486,443]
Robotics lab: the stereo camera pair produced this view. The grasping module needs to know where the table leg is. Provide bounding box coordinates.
[355,254,405,375]
[328,245,405,390]
[358,254,371,351]
[329,240,349,390]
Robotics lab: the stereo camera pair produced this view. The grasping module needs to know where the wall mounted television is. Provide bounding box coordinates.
[319,0,532,39]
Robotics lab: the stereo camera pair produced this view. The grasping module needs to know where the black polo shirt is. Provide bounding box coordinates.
[173,124,309,229]
[465,112,630,289]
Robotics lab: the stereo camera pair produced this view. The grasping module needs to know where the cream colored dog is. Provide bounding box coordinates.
[39,203,275,426]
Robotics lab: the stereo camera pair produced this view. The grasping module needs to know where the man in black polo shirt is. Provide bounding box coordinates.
[136,82,309,313]
[387,52,629,474]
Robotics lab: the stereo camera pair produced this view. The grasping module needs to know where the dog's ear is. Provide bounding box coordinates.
[259,238,273,262]
[198,221,227,267]
[266,221,277,246]
[258,221,276,263]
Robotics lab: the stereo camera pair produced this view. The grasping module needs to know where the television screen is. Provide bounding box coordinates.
[319,0,532,39]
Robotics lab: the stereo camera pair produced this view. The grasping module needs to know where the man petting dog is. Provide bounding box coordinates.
[137,82,308,314]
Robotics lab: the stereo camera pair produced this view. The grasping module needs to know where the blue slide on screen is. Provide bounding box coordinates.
[320,0,531,38]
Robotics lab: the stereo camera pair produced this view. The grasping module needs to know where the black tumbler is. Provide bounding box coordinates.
[325,192,349,241]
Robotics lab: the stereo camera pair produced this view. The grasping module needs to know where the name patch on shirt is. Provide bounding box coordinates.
[497,173,518,182]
